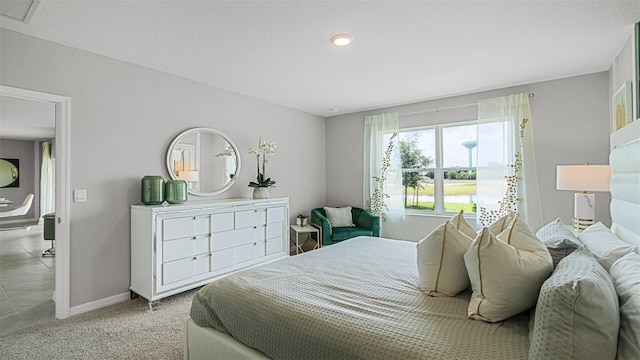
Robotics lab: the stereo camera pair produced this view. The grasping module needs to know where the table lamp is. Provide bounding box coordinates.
[556,164,610,231]
[178,171,199,190]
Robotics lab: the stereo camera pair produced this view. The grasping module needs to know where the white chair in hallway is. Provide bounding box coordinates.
[0,194,34,218]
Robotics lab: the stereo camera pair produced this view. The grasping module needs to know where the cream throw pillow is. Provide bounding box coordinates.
[417,221,473,296]
[323,206,355,227]
[464,216,553,322]
[487,212,514,235]
[448,210,476,238]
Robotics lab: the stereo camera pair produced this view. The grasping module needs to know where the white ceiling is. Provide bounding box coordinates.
[1,1,639,119]
[0,95,55,141]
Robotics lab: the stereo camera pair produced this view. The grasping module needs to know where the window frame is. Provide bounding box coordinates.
[394,119,480,216]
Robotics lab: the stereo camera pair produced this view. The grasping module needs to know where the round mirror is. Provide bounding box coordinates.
[166,128,241,197]
[0,159,18,187]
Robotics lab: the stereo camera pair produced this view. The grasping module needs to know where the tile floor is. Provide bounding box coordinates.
[0,224,55,337]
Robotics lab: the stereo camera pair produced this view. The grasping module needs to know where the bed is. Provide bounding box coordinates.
[184,122,640,360]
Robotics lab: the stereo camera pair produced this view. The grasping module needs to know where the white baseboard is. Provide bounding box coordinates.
[69,291,130,317]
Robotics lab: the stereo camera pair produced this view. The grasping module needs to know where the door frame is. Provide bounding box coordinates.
[0,85,71,319]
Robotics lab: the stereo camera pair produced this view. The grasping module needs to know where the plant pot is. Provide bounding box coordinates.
[252,187,269,199]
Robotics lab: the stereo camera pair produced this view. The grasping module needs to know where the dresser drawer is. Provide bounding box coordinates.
[235,242,264,264]
[235,209,267,229]
[234,226,265,246]
[266,222,283,240]
[267,206,284,223]
[266,236,283,255]
[211,212,234,233]
[162,216,209,241]
[162,254,209,285]
[211,230,235,251]
[163,235,209,263]
[211,247,235,271]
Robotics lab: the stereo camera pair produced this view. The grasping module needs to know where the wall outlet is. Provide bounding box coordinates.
[73,189,87,203]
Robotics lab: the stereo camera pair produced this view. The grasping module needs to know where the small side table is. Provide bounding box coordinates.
[289,224,321,255]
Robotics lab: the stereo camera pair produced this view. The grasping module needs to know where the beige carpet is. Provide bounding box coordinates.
[0,288,199,359]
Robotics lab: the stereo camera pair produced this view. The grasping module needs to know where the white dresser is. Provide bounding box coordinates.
[130,197,289,303]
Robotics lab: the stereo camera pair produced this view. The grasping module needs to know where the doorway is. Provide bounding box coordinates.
[0,85,71,320]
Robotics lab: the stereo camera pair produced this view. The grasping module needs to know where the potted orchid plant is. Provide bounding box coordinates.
[248,138,277,198]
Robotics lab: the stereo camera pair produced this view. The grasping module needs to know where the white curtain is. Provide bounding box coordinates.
[476,93,542,230]
[40,141,55,216]
[363,113,405,239]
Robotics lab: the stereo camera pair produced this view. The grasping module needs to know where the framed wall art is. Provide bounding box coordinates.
[613,81,633,131]
[636,21,639,120]
[0,158,20,188]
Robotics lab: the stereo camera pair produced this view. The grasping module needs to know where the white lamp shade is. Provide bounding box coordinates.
[178,171,199,182]
[556,165,610,192]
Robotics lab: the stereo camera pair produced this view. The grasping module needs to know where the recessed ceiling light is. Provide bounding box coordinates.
[330,34,353,47]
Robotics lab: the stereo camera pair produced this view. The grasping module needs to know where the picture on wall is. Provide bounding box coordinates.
[636,21,639,120]
[0,158,20,188]
[613,81,633,131]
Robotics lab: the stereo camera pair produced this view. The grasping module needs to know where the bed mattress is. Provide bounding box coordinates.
[190,236,529,359]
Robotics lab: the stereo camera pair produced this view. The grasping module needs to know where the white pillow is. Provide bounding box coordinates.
[464,216,553,322]
[417,221,473,296]
[448,210,477,238]
[610,252,640,359]
[323,206,355,227]
[578,222,636,271]
[486,212,514,235]
[529,246,620,359]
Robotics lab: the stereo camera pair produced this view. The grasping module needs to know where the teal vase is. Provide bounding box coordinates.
[165,180,188,204]
[141,175,165,205]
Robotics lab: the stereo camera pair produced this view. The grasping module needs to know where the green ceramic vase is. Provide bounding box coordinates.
[165,180,188,204]
[141,175,165,205]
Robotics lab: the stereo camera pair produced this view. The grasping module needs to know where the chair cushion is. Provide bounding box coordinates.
[324,206,355,227]
[331,227,373,242]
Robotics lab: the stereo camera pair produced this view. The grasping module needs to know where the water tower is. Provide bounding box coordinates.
[461,139,477,168]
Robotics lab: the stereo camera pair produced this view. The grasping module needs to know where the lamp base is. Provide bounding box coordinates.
[573,218,594,231]
[573,192,596,231]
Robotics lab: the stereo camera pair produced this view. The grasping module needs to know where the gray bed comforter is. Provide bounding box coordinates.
[190,236,529,359]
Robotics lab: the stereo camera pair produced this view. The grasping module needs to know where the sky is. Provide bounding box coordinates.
[397,121,510,169]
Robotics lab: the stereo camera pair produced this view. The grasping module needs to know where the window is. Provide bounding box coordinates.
[391,121,480,214]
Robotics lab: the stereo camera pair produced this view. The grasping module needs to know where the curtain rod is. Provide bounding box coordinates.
[399,92,535,117]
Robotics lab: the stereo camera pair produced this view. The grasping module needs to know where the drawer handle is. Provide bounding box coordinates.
[253,226,257,229]
[192,256,197,260]
[193,217,196,220]
[192,236,197,240]
[253,242,257,245]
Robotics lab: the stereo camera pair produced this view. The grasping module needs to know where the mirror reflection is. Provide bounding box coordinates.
[166,128,241,196]
[0,159,18,188]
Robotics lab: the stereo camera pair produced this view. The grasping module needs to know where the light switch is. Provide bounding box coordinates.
[74,189,87,203]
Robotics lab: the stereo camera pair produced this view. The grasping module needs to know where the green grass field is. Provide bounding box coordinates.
[405,181,477,213]
[411,182,476,196]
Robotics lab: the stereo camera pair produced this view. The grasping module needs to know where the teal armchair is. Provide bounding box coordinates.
[310,207,381,246]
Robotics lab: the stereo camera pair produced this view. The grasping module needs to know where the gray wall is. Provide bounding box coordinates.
[326,72,611,241]
[611,31,636,123]
[0,139,38,219]
[0,29,326,307]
